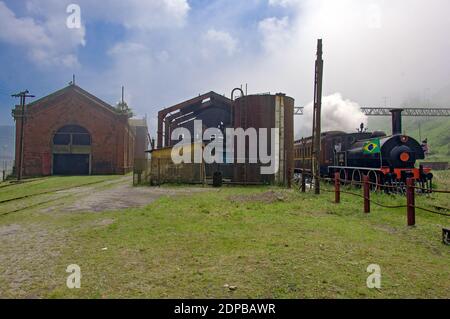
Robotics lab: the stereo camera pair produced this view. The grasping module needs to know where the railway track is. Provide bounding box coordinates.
[0,178,125,216]
[0,177,52,190]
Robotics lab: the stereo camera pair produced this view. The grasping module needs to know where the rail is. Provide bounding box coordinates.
[0,179,112,205]
[0,178,124,216]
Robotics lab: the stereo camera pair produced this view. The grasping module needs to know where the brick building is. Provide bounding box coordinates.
[12,84,147,177]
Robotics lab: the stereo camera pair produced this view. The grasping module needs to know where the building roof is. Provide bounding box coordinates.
[24,84,119,115]
[158,91,231,118]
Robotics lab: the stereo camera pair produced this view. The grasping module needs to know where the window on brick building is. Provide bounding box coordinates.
[53,125,91,146]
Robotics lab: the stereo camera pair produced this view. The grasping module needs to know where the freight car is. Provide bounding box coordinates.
[294,110,433,191]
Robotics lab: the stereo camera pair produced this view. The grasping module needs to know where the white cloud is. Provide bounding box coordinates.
[0,2,51,46]
[258,17,291,52]
[268,0,301,7]
[0,0,190,67]
[2,0,450,134]
[0,1,85,67]
[253,0,450,112]
[98,0,450,134]
[108,42,150,56]
[26,0,191,31]
[89,0,190,30]
[204,29,238,57]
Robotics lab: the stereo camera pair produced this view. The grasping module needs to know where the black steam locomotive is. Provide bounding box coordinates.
[294,110,433,190]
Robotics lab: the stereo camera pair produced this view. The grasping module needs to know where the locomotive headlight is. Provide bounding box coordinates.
[400,136,409,143]
[400,152,410,162]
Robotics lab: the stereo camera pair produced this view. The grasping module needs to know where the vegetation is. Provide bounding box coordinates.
[369,117,450,163]
[0,173,448,299]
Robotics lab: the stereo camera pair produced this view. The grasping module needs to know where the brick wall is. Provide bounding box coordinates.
[14,86,135,177]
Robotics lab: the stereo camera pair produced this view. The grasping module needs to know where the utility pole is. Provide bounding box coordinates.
[312,39,324,195]
[12,90,35,181]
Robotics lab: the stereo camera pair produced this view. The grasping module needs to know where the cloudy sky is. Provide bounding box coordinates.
[0,0,449,137]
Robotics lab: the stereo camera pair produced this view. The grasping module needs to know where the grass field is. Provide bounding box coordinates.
[0,173,449,299]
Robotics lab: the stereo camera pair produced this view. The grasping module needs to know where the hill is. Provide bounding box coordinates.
[368,117,450,163]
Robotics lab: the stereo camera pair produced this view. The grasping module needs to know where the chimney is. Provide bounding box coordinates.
[390,109,403,135]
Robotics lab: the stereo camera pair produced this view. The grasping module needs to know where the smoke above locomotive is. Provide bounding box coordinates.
[295,93,368,139]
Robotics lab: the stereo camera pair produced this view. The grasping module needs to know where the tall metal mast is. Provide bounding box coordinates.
[312,39,324,195]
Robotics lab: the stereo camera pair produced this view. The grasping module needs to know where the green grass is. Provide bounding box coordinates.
[0,174,448,299]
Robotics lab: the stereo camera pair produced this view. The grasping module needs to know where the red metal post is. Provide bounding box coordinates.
[406,178,416,226]
[363,175,370,213]
[335,172,340,204]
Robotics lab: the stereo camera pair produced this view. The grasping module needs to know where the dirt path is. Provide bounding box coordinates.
[61,177,208,213]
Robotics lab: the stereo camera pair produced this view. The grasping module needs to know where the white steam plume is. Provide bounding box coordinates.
[295,93,367,139]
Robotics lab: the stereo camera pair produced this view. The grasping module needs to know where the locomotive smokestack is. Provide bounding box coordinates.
[390,109,403,135]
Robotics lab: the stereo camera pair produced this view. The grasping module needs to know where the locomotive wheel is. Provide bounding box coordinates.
[368,170,379,191]
[351,169,362,187]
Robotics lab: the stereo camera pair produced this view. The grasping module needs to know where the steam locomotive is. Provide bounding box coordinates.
[294,109,433,190]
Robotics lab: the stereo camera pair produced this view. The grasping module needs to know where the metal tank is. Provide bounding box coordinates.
[231,93,294,186]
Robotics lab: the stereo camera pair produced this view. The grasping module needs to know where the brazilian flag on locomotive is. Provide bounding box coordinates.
[363,138,381,155]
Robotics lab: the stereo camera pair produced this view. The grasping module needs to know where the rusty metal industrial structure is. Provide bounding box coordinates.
[232,93,295,185]
[151,90,295,186]
[157,92,232,149]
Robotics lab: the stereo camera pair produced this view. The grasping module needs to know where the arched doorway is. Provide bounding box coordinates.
[52,125,91,175]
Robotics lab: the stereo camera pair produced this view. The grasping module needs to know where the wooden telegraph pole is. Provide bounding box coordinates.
[12,90,35,181]
[312,39,324,195]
